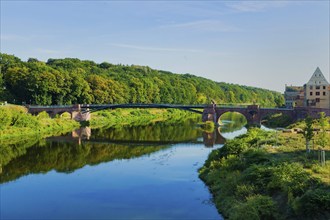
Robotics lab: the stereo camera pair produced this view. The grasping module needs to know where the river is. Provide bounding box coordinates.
[0,116,248,220]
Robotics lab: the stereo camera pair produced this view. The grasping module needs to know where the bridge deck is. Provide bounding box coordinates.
[27,103,262,109]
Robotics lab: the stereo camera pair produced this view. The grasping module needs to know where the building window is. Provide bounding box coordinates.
[323,92,326,96]
[310,86,313,89]
[316,92,320,96]
[316,98,320,103]
[323,86,326,89]
[316,86,320,89]
[310,92,313,95]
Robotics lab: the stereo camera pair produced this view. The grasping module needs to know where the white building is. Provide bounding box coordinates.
[304,67,330,109]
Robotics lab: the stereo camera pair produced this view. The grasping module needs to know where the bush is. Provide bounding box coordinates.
[235,184,257,200]
[241,164,273,191]
[242,149,270,166]
[37,111,50,119]
[11,111,40,128]
[293,188,330,219]
[0,107,12,129]
[230,195,279,220]
[268,163,313,197]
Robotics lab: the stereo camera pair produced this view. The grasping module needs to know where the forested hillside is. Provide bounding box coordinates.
[0,53,284,106]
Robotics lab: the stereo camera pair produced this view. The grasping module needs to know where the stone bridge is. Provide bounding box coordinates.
[202,104,330,126]
[28,104,91,121]
[27,103,330,126]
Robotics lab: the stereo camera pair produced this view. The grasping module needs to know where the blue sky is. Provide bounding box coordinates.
[1,1,329,92]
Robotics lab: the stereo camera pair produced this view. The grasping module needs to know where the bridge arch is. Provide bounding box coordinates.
[215,109,257,126]
[218,111,247,127]
[58,111,72,119]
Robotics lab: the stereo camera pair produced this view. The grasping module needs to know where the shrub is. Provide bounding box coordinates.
[0,107,12,129]
[241,164,273,191]
[293,188,330,219]
[268,163,313,197]
[37,111,50,119]
[235,184,257,200]
[242,149,270,166]
[11,111,40,128]
[230,195,279,220]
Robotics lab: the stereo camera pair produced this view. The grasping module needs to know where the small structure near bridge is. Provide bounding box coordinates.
[28,104,91,121]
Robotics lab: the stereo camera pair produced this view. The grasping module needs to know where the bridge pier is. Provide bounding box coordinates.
[245,105,261,127]
[72,111,91,121]
[202,105,218,124]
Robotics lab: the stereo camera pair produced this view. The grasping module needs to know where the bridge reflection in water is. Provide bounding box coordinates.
[55,111,249,148]
[48,126,227,148]
[0,118,246,184]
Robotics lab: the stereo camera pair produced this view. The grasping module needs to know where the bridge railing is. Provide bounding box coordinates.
[28,105,75,109]
[80,104,209,109]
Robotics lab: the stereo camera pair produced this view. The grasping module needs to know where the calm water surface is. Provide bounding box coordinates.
[1,118,247,220]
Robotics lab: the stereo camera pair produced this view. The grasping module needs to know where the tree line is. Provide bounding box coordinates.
[0,53,285,106]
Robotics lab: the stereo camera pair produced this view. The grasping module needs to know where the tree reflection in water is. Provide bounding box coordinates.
[0,114,247,184]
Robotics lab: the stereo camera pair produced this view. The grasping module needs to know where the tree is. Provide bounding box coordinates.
[316,112,329,149]
[302,116,314,153]
[1,53,286,106]
[0,68,4,98]
[4,66,31,102]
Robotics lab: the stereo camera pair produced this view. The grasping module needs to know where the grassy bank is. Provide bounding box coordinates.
[89,108,199,128]
[0,105,79,141]
[0,105,199,140]
[0,105,81,167]
[0,105,199,167]
[199,127,330,219]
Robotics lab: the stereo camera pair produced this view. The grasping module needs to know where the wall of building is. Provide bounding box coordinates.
[305,84,330,108]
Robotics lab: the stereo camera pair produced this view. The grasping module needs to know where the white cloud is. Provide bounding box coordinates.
[109,43,202,53]
[227,1,290,12]
[160,20,241,32]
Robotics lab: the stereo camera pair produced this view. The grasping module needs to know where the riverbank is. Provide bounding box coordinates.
[199,126,330,219]
[0,105,80,141]
[0,105,199,167]
[0,105,198,141]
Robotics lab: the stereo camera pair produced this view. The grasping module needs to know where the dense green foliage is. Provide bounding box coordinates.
[199,128,330,220]
[0,53,284,106]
